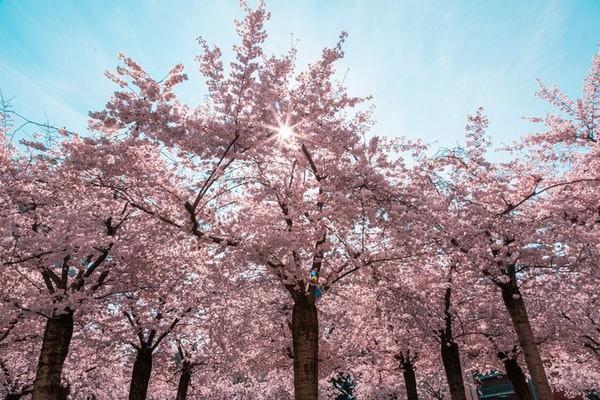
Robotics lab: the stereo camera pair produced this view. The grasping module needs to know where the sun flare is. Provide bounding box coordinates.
[277,124,294,140]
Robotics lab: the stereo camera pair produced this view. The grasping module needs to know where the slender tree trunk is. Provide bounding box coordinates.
[440,340,466,400]
[31,312,74,400]
[501,282,554,400]
[501,355,532,400]
[401,360,419,400]
[440,284,466,400]
[128,345,153,400]
[175,361,192,400]
[292,295,319,400]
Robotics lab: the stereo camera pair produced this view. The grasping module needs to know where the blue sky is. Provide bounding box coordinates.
[1,0,599,150]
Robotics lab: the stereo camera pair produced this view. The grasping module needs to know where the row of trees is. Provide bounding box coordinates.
[1,3,599,399]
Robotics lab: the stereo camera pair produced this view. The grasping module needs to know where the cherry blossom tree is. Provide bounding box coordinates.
[86,2,424,398]
[371,257,479,400]
[0,117,152,399]
[426,110,561,398]
[424,63,600,398]
[1,4,599,399]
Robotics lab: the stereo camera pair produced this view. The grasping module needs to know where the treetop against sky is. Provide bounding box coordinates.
[1,0,599,148]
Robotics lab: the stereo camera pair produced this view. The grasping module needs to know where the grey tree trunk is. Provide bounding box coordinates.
[292,295,319,400]
[440,285,466,400]
[31,312,74,400]
[440,340,466,400]
[501,282,554,400]
[128,345,153,400]
[500,353,532,400]
[175,361,192,400]
[401,358,419,400]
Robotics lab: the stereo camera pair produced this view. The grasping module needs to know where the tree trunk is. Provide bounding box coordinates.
[401,360,419,400]
[175,361,192,400]
[440,284,466,400]
[128,345,153,400]
[440,340,466,400]
[501,283,554,400]
[31,312,74,400]
[292,296,319,400]
[502,355,532,400]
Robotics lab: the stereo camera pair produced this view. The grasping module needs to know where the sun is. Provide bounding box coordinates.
[261,103,301,146]
[277,124,295,140]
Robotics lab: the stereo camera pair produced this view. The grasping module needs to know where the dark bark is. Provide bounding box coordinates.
[292,295,319,400]
[175,361,192,400]
[501,280,554,400]
[400,357,419,400]
[128,345,153,400]
[499,352,532,400]
[440,285,466,400]
[31,312,74,400]
[441,340,466,400]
